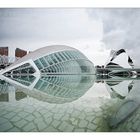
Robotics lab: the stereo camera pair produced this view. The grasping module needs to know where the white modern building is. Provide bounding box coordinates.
[1,45,95,76]
[0,45,95,103]
[0,45,95,87]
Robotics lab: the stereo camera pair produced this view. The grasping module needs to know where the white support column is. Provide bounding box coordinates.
[8,85,16,102]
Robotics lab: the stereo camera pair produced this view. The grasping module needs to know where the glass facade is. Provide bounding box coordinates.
[34,75,95,100]
[7,75,36,86]
[4,50,95,82]
[0,80,9,94]
[34,50,94,74]
[3,63,36,86]
[4,63,36,75]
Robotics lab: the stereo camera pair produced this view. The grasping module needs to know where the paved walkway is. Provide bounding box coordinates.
[0,97,139,132]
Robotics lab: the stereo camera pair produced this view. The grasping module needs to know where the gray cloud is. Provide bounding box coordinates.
[3,8,140,66]
[0,8,101,41]
[0,8,103,63]
[87,8,140,67]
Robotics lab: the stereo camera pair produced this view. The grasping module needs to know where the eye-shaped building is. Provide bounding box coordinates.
[1,45,95,77]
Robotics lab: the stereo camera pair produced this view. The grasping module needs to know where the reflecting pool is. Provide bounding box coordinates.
[0,74,140,132]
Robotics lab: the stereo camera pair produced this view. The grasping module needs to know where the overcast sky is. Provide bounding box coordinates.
[0,8,140,67]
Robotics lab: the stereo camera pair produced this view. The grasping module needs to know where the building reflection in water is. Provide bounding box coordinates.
[0,79,27,102]
[104,77,140,128]
[0,74,95,104]
[1,73,140,131]
[0,80,9,102]
[1,46,140,131]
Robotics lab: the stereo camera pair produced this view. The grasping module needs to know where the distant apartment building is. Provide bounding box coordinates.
[15,48,27,59]
[0,47,8,56]
[0,47,28,69]
[0,47,9,68]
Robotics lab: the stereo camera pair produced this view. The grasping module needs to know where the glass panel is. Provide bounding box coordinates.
[50,54,58,63]
[39,57,48,67]
[34,60,43,70]
[69,51,77,59]
[65,51,73,59]
[45,56,53,65]
[62,52,70,60]
[4,63,36,75]
[58,52,66,61]
[54,53,62,62]
[59,63,64,72]
[34,79,43,89]
[54,64,60,73]
[40,82,49,91]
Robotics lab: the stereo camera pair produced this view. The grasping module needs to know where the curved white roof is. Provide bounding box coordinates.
[5,45,77,70]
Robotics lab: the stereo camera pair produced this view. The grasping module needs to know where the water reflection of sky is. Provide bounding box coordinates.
[0,75,140,132]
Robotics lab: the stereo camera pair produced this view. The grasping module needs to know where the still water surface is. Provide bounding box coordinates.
[0,74,140,132]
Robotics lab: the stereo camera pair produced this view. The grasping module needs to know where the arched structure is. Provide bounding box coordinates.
[1,45,95,77]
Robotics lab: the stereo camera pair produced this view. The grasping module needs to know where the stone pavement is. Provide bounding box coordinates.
[0,97,139,132]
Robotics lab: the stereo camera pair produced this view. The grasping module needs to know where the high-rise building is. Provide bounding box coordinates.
[15,48,27,58]
[0,47,8,56]
[0,47,9,67]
